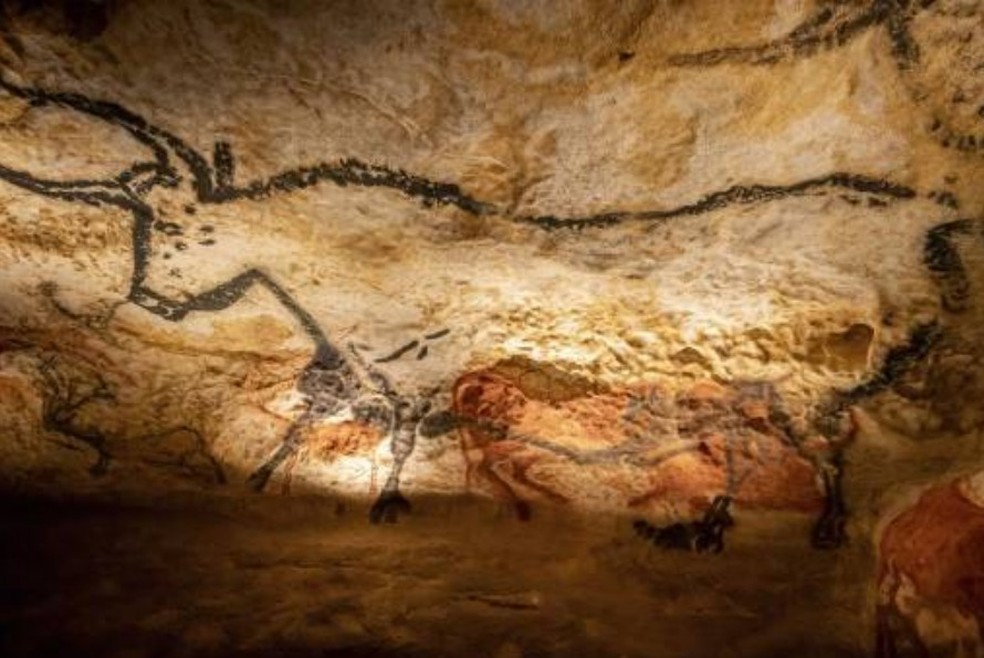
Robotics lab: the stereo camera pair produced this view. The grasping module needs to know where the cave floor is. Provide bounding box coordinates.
[0,496,871,658]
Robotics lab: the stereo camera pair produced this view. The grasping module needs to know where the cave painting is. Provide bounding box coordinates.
[451,321,943,550]
[0,68,979,543]
[668,0,984,154]
[452,369,835,542]
[876,476,984,656]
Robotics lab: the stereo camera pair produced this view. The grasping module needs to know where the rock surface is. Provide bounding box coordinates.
[0,0,982,656]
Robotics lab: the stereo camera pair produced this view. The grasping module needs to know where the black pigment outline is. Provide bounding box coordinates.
[667,0,982,154]
[517,173,914,230]
[0,73,963,533]
[924,219,984,313]
[667,0,909,68]
[36,353,226,484]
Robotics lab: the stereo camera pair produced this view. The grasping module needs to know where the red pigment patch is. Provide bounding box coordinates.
[452,367,822,518]
[879,482,984,630]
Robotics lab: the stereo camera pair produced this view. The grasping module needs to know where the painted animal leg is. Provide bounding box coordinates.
[247,417,309,492]
[474,447,533,521]
[369,398,426,524]
[693,494,734,553]
[508,452,569,505]
[278,442,305,495]
[811,453,847,549]
[131,268,365,492]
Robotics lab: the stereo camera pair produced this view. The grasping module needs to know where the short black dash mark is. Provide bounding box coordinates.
[424,328,450,340]
[154,220,183,236]
[618,50,635,63]
[199,224,214,233]
[199,239,216,246]
[417,345,428,360]
[375,340,419,364]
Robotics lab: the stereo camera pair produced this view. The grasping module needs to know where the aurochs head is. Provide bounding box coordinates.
[0,78,178,197]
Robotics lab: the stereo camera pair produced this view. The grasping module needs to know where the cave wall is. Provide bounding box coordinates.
[0,0,983,654]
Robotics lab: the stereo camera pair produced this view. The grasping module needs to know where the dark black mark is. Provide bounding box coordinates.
[424,328,450,340]
[38,357,113,476]
[924,218,982,312]
[418,409,458,438]
[174,241,187,251]
[184,204,196,215]
[618,50,635,63]
[199,239,215,246]
[374,340,419,364]
[931,191,959,210]
[199,224,214,233]
[213,141,235,190]
[373,328,449,364]
[633,495,734,553]
[153,220,182,236]
[519,173,915,231]
[811,453,846,549]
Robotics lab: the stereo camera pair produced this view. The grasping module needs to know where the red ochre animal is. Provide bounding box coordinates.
[876,478,984,657]
[452,363,857,543]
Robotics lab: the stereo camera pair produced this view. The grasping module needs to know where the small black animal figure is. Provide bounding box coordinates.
[633,495,735,554]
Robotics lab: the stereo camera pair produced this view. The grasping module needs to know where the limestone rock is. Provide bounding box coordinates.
[0,0,982,656]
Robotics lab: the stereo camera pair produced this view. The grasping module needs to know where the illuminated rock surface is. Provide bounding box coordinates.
[0,1,982,656]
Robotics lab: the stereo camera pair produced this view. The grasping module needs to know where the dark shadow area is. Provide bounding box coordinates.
[0,492,872,658]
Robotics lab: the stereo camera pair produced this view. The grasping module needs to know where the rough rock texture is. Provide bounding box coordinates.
[0,0,982,656]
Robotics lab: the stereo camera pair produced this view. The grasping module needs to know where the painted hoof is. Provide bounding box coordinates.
[369,491,411,524]
[811,512,847,549]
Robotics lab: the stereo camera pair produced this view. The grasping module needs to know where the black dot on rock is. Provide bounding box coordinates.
[175,242,188,251]
[185,204,197,215]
